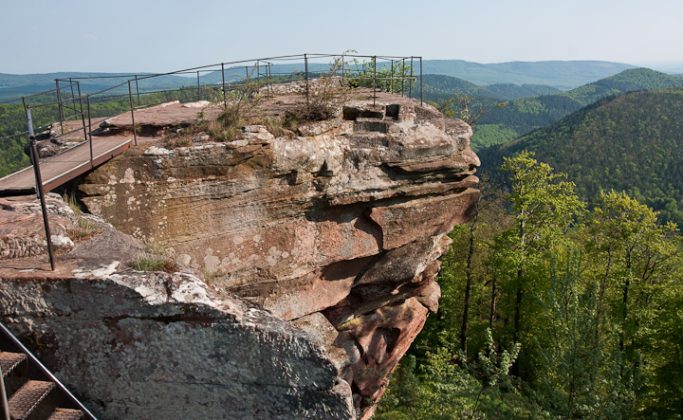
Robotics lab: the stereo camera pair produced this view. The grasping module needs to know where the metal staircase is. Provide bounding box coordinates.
[0,323,96,420]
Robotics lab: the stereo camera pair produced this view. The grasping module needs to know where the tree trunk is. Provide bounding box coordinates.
[512,218,525,344]
[489,274,498,328]
[460,218,477,354]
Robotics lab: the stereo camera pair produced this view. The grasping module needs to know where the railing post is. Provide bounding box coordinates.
[304,53,309,105]
[69,78,77,119]
[55,79,65,134]
[1,364,9,420]
[401,58,406,97]
[76,81,88,143]
[390,60,395,93]
[221,63,227,109]
[372,55,377,106]
[196,71,201,101]
[134,74,140,105]
[86,95,93,166]
[267,62,273,96]
[419,56,423,106]
[128,80,137,145]
[409,57,414,99]
[256,60,260,93]
[27,108,56,271]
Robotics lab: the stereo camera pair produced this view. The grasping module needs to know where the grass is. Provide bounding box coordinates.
[201,269,221,286]
[128,240,178,273]
[129,255,178,273]
[63,193,101,241]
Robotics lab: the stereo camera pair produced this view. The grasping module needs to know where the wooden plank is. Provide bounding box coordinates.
[0,137,132,196]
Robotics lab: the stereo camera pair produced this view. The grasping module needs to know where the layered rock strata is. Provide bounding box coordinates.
[76,92,479,416]
[1,90,478,418]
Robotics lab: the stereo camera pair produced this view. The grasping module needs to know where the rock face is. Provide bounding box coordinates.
[0,272,355,419]
[1,90,479,418]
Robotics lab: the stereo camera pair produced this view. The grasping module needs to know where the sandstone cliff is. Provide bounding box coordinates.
[0,88,479,419]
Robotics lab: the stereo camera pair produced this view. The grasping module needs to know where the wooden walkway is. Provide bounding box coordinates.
[0,136,132,196]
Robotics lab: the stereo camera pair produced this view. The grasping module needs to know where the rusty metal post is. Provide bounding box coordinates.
[419,56,423,105]
[127,80,137,145]
[267,62,273,96]
[86,95,93,166]
[245,66,249,81]
[134,75,140,105]
[372,55,377,106]
[55,79,65,134]
[27,108,56,271]
[304,53,309,105]
[221,62,227,109]
[76,81,88,143]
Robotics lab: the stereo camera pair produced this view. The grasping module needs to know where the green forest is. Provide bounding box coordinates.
[377,152,683,419]
[478,89,683,229]
[421,68,683,149]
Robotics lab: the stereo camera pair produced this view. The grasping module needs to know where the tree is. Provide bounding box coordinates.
[498,152,585,351]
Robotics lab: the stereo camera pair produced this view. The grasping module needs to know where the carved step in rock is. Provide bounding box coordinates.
[353,118,388,133]
[48,408,85,420]
[8,380,56,419]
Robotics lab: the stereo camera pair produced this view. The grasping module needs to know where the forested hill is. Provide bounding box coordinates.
[479,68,683,136]
[478,88,683,227]
[422,74,560,101]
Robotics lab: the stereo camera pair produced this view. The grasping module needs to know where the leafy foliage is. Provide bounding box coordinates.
[378,154,683,419]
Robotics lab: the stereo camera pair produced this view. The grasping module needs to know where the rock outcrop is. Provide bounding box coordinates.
[1,89,479,418]
[1,272,356,419]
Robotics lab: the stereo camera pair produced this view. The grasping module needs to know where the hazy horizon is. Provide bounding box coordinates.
[2,0,683,74]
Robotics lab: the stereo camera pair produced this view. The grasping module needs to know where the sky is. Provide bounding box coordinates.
[1,0,682,74]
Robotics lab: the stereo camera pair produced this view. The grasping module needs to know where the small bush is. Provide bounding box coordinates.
[208,105,242,142]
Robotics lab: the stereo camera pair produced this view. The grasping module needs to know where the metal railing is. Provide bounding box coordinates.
[0,53,423,270]
[2,52,424,149]
[0,321,97,419]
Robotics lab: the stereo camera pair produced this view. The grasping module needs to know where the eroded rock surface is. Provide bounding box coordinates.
[1,90,479,418]
[75,91,479,416]
[0,272,355,419]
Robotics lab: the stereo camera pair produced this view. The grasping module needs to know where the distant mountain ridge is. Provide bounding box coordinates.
[0,59,638,101]
[478,68,683,136]
[421,59,635,89]
[421,74,561,101]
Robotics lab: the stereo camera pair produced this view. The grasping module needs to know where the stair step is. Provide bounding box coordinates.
[8,379,55,419]
[0,351,27,377]
[48,408,85,420]
[354,118,388,133]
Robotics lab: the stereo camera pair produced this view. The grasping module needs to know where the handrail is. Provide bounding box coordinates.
[0,322,98,419]
[0,363,8,420]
